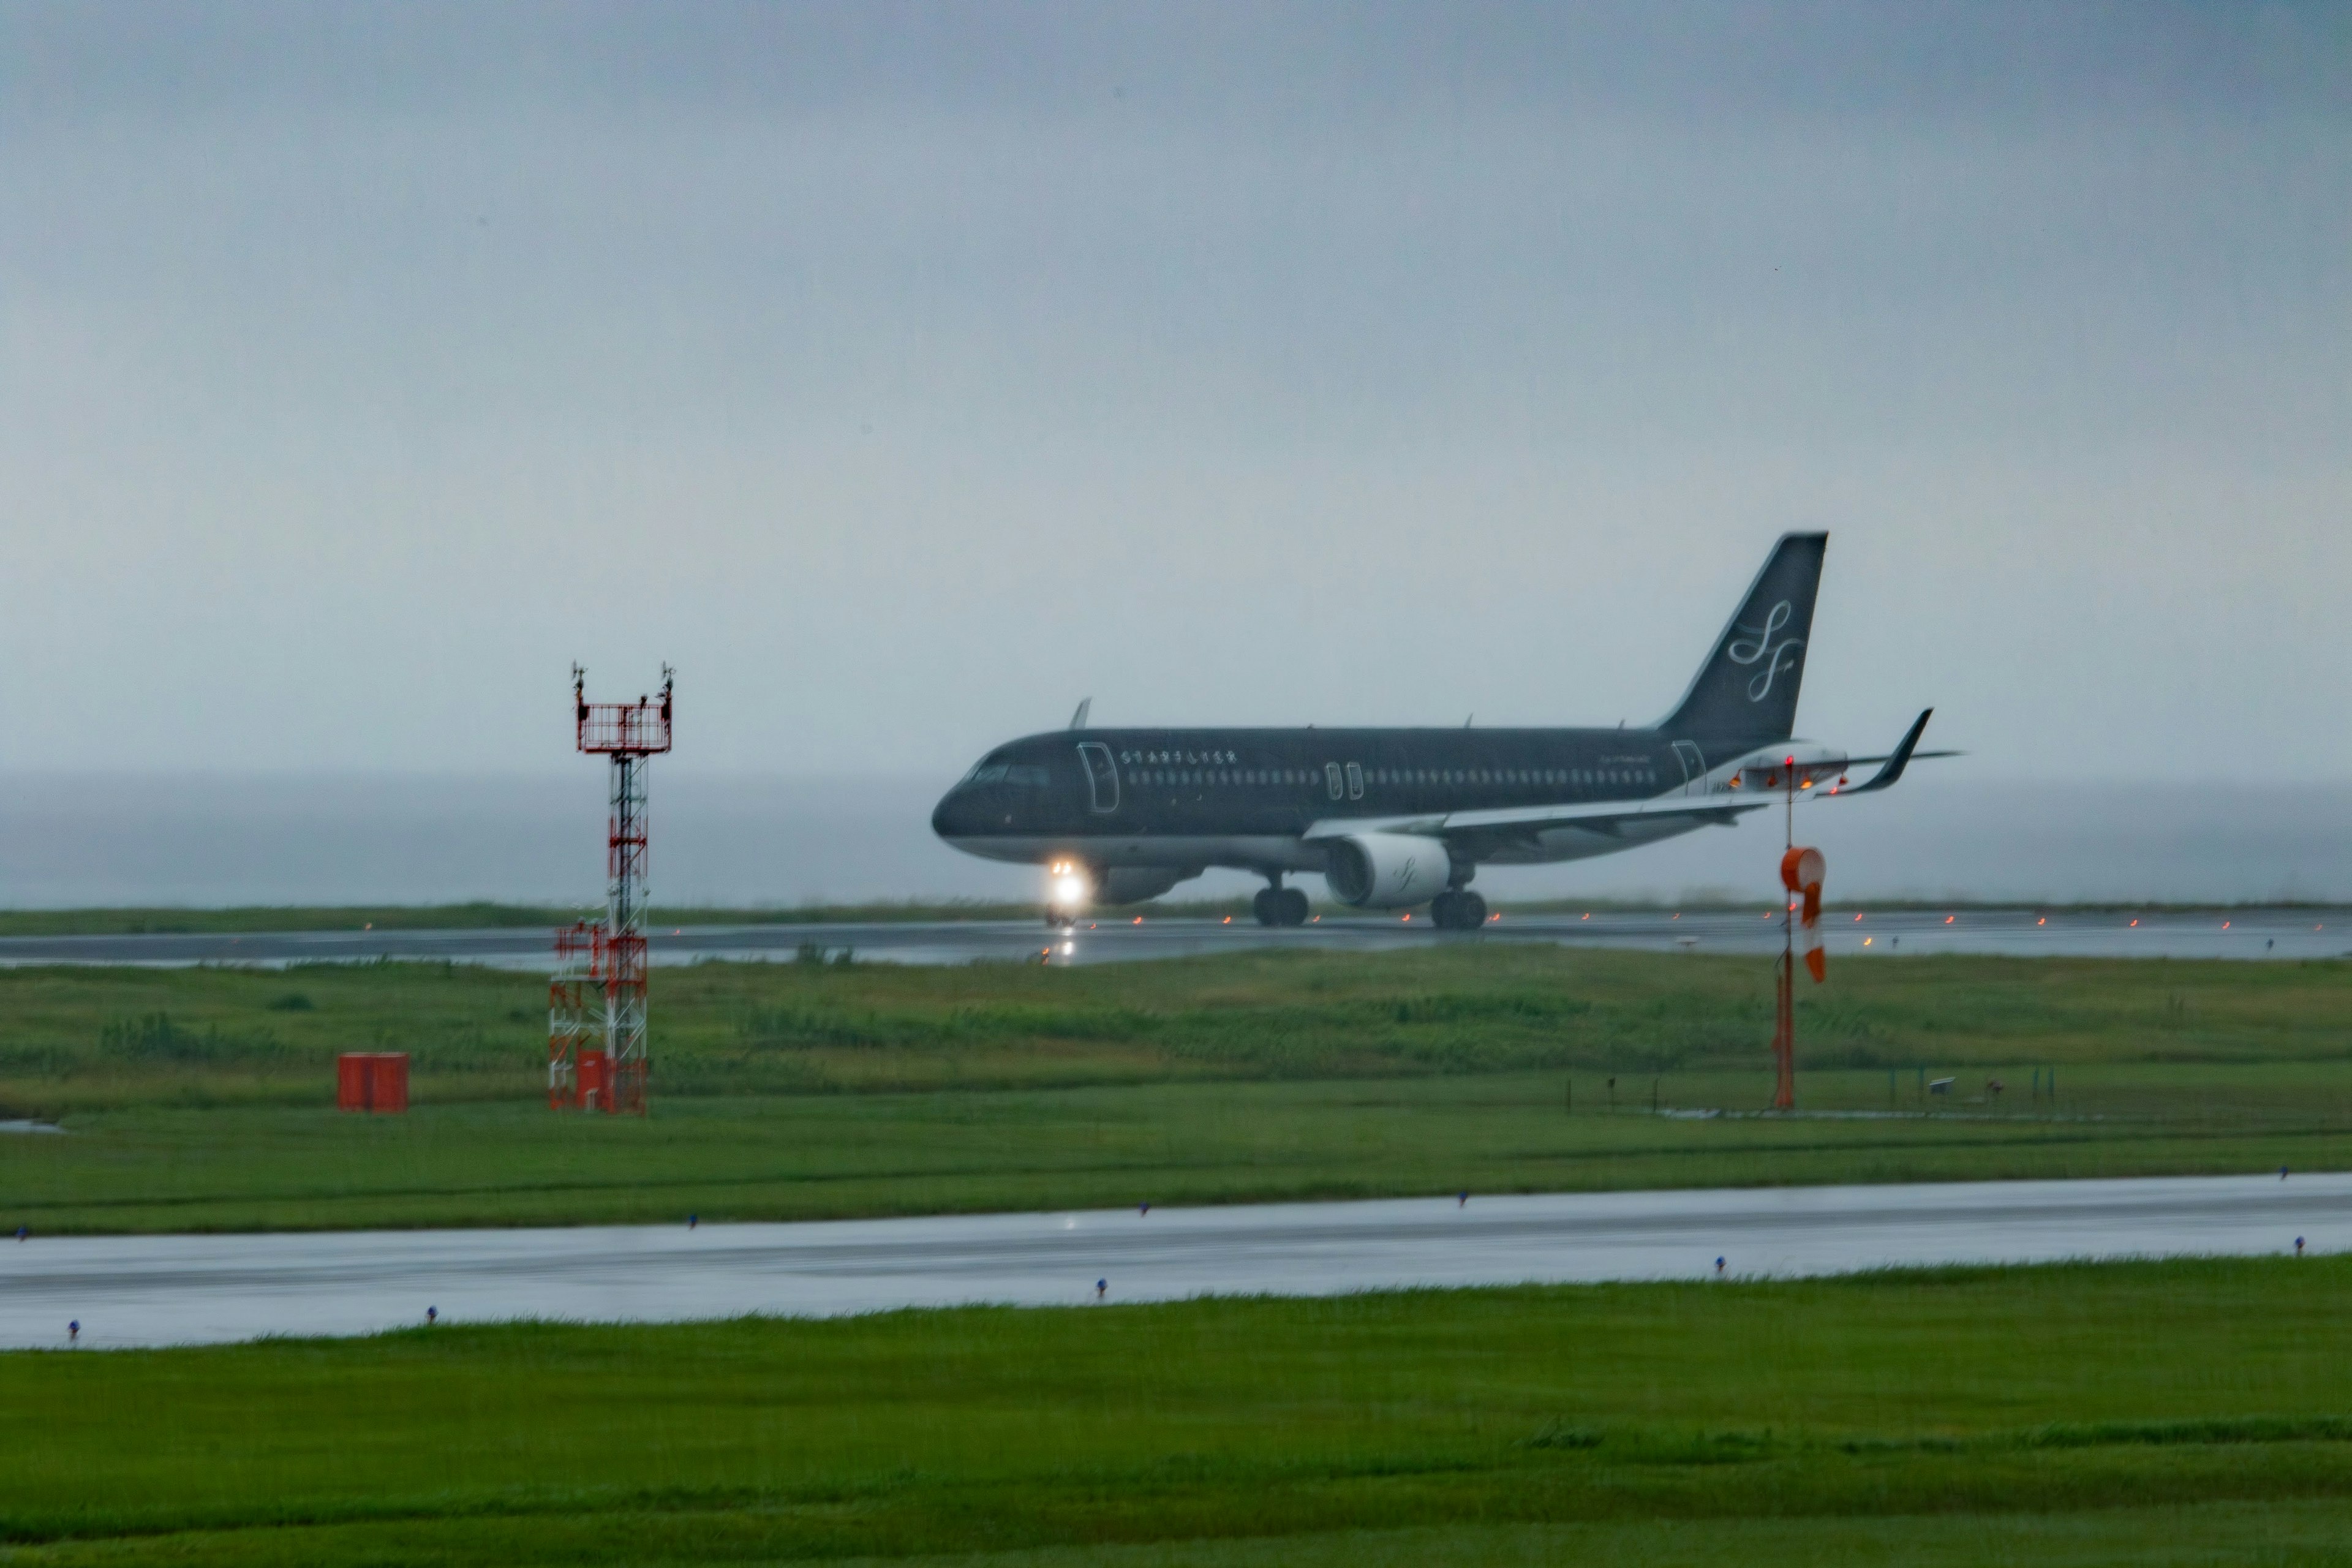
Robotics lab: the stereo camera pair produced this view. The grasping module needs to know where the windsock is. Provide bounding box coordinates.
[1781,845,1827,982]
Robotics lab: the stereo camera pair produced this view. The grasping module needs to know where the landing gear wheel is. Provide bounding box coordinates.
[1429,891,1487,930]
[1279,888,1310,926]
[1253,889,1280,927]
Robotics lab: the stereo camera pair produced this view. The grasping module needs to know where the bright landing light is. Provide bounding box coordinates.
[1046,859,1090,913]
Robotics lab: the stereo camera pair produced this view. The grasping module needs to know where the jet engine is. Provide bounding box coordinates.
[1322,833,1453,908]
[1094,867,1194,905]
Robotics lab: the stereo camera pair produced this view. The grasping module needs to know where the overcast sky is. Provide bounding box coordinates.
[2,2,2345,782]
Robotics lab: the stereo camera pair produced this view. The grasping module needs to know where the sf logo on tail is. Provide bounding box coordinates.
[1727,600,1804,701]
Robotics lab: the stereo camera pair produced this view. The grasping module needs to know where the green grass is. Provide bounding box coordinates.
[8,944,2350,1108]
[7,1259,2352,1563]
[4,947,2352,1232]
[13,1068,2352,1235]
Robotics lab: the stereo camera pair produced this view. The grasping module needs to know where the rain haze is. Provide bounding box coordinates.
[1,2,2346,907]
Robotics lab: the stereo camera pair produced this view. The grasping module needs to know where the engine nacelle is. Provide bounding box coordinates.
[1093,867,1194,906]
[1322,833,1453,908]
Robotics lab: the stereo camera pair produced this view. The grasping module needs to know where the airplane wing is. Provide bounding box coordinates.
[1302,710,1948,858]
[1303,792,1773,861]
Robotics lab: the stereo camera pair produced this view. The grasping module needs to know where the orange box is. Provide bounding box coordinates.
[336,1052,409,1114]
[368,1053,408,1114]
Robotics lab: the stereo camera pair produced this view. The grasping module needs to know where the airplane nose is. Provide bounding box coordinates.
[931,788,968,840]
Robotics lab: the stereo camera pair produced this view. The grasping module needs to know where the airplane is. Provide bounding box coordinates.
[932,533,1950,929]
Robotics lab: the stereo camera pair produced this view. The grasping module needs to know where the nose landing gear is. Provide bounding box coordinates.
[1044,859,1090,929]
[1252,884,1311,927]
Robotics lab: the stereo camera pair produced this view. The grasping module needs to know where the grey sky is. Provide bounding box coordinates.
[3,2,2346,780]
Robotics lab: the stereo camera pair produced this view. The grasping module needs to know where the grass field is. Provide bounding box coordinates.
[4,1258,2352,1564]
[2,946,2349,1233]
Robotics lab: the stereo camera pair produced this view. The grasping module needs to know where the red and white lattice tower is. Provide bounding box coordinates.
[547,920,597,1110]
[551,664,673,1115]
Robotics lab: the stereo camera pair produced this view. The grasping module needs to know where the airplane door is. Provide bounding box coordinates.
[1672,740,1707,796]
[1076,742,1120,814]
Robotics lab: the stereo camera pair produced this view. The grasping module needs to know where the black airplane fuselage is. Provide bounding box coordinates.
[934,725,1703,848]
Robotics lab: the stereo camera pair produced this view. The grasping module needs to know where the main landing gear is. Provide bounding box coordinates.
[1428,889,1488,930]
[1253,884,1311,927]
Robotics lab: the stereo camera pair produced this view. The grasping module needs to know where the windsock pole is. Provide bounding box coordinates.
[1770,761,1828,1112]
[1773,951,1796,1111]
[1773,767,1796,1111]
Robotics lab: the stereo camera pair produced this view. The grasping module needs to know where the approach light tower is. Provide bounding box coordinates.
[551,664,673,1115]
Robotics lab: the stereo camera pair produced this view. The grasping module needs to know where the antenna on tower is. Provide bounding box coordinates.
[549,665,674,1115]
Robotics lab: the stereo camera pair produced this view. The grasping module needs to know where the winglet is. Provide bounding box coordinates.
[1848,709,1932,793]
[1069,697,1091,731]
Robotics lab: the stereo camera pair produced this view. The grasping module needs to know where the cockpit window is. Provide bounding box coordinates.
[962,761,1050,790]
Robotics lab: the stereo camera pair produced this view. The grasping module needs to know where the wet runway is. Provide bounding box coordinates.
[0,907,2340,970]
[5,1173,2344,1349]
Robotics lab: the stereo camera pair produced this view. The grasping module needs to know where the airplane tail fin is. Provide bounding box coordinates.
[1657,532,1826,745]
